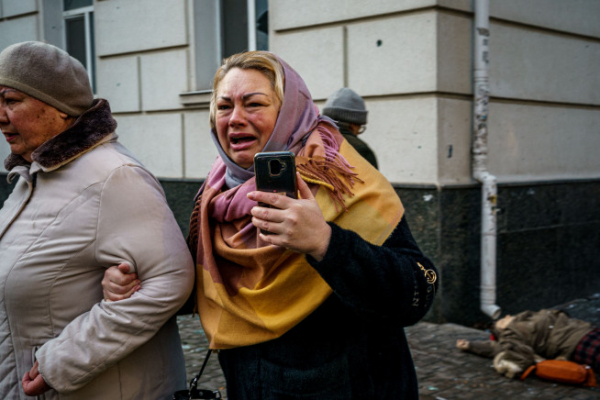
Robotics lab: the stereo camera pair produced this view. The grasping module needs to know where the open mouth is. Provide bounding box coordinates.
[230,135,255,145]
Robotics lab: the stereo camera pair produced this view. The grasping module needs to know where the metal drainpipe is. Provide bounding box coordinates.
[473,0,501,320]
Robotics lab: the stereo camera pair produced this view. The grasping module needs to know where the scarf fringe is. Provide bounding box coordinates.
[297,124,362,212]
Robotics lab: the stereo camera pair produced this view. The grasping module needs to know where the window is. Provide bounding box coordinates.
[222,0,268,57]
[192,0,268,92]
[63,0,96,92]
[254,0,269,52]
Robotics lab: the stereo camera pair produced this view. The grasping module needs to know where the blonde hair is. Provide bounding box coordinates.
[209,51,285,131]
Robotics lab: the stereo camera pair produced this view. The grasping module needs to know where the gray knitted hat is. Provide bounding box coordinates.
[322,87,367,125]
[0,41,93,116]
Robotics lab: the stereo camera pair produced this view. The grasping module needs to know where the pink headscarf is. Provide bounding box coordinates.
[208,55,338,189]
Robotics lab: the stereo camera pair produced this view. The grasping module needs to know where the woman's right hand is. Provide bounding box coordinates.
[102,262,140,302]
[248,173,332,261]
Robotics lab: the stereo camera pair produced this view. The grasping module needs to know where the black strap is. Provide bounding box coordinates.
[189,349,213,395]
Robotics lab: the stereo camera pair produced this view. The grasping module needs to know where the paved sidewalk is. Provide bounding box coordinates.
[177,294,600,399]
[409,322,599,400]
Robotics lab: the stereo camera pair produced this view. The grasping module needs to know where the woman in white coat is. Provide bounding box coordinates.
[0,41,193,399]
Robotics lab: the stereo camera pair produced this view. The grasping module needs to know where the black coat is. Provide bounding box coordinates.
[219,218,437,399]
[341,132,378,169]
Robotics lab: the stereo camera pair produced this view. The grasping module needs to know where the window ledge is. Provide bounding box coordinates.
[180,90,213,108]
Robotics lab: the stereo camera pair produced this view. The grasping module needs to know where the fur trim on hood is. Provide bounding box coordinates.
[4,98,117,171]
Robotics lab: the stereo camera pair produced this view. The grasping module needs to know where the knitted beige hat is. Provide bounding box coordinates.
[0,41,93,116]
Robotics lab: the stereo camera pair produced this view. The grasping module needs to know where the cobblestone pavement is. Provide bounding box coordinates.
[177,315,228,398]
[409,322,600,400]
[177,294,600,399]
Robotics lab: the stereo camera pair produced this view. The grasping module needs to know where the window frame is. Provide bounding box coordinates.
[62,4,95,92]
[186,0,268,98]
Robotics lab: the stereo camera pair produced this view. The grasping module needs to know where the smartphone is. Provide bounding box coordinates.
[254,151,298,234]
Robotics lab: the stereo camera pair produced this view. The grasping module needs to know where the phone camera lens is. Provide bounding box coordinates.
[269,159,284,176]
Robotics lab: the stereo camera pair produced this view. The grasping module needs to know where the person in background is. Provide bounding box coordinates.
[457,309,599,378]
[103,51,437,399]
[0,41,193,399]
[322,87,378,169]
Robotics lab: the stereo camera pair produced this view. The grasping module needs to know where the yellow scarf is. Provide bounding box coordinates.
[191,131,403,349]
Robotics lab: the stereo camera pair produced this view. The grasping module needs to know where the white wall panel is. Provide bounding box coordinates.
[95,0,187,56]
[437,0,600,39]
[140,49,189,111]
[491,0,600,39]
[363,97,438,184]
[96,56,140,113]
[183,111,217,179]
[438,0,471,13]
[0,15,38,51]
[114,113,184,178]
[437,98,472,185]
[2,0,38,18]
[271,0,438,31]
[488,102,600,182]
[437,12,471,95]
[271,27,344,101]
[490,22,600,105]
[347,12,437,96]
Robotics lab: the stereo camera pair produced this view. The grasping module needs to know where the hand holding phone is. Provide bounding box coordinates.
[248,161,331,261]
[254,151,298,234]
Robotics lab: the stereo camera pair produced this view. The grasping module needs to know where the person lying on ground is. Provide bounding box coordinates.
[456,309,599,378]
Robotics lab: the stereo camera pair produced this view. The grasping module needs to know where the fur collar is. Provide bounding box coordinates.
[4,99,117,171]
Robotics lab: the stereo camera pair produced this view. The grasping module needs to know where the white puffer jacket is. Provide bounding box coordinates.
[0,99,194,399]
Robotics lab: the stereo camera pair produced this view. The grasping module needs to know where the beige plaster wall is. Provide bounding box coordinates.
[1,0,599,184]
[271,0,600,185]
